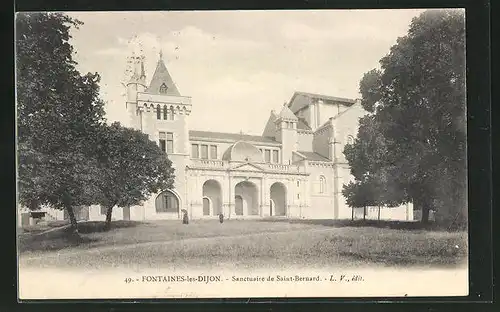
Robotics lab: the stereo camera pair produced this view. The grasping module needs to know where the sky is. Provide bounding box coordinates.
[66,9,426,135]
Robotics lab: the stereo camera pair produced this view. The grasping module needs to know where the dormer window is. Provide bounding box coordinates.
[159,83,168,94]
[346,135,355,145]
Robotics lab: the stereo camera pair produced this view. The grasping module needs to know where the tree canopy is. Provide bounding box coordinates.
[343,9,466,226]
[17,13,107,232]
[94,122,175,229]
[17,13,176,233]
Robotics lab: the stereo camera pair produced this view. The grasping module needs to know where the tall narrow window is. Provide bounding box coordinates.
[210,145,218,159]
[272,150,279,163]
[200,145,208,159]
[159,132,166,152]
[319,176,326,194]
[163,105,168,120]
[265,150,271,163]
[166,132,174,154]
[170,107,175,120]
[159,83,168,94]
[192,144,199,158]
[156,104,161,120]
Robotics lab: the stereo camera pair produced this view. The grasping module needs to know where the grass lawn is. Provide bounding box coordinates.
[18,219,467,270]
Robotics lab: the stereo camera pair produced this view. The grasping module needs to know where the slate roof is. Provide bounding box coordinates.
[297,151,330,162]
[297,117,312,130]
[146,59,181,96]
[278,106,298,120]
[189,130,278,144]
[292,91,356,104]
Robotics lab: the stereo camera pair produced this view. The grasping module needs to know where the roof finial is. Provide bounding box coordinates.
[140,58,146,78]
[159,49,163,61]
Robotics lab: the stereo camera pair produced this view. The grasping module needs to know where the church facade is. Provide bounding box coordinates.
[81,54,413,222]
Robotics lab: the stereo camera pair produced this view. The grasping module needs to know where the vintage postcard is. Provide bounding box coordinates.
[16,9,468,299]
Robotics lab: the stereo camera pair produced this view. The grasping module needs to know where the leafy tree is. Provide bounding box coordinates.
[344,9,466,226]
[359,69,382,113]
[16,13,106,233]
[94,122,175,230]
[342,179,376,220]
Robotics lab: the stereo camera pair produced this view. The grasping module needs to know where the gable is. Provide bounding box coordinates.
[230,163,264,172]
[332,101,367,123]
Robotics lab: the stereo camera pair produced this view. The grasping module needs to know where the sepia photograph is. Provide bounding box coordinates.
[16,9,468,299]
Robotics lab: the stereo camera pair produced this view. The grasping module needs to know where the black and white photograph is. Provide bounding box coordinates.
[16,9,468,299]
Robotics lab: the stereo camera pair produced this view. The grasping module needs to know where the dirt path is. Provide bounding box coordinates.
[19,226,336,262]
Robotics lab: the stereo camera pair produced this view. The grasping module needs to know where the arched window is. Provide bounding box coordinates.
[346,135,355,145]
[170,106,175,120]
[159,83,168,94]
[319,176,326,194]
[156,104,161,120]
[155,190,179,213]
[163,105,168,120]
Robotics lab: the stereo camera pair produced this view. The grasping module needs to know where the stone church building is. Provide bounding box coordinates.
[25,53,413,224]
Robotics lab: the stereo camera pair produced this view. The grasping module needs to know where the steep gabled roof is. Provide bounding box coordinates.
[292,91,356,105]
[189,130,278,144]
[278,106,298,120]
[297,151,330,162]
[146,59,181,96]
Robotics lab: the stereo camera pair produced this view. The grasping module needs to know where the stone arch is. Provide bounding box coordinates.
[202,179,223,216]
[234,181,259,216]
[270,182,287,216]
[155,189,180,214]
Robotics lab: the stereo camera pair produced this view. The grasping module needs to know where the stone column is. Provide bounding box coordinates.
[228,175,234,219]
[262,176,269,217]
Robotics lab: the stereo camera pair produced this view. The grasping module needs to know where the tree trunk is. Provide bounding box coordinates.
[104,206,113,231]
[421,204,430,224]
[351,208,354,221]
[66,205,79,234]
[378,206,381,221]
[363,206,366,221]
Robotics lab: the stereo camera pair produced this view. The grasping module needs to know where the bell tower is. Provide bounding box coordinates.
[125,52,147,130]
[275,104,298,164]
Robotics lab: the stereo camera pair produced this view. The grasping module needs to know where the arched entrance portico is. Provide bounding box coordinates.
[202,180,222,216]
[270,182,287,216]
[234,181,259,216]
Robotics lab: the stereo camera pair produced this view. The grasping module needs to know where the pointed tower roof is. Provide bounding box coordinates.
[278,105,298,121]
[146,51,181,96]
